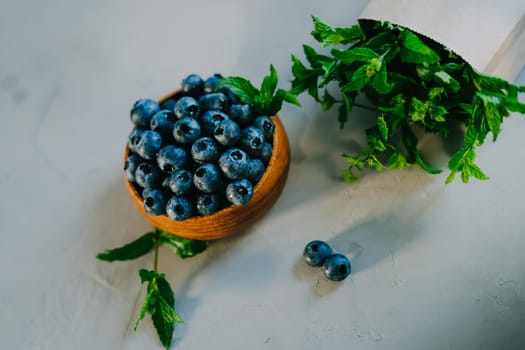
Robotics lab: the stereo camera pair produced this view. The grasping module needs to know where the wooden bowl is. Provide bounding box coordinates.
[124,90,290,240]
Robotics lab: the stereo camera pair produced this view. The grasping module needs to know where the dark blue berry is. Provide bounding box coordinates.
[240,126,265,157]
[213,119,241,146]
[191,137,219,164]
[167,169,193,196]
[200,110,230,135]
[166,196,193,221]
[124,153,144,182]
[127,129,146,153]
[160,98,177,111]
[156,145,187,173]
[196,193,221,216]
[136,130,162,160]
[130,99,160,128]
[218,148,249,180]
[173,117,201,144]
[218,86,240,105]
[204,74,223,93]
[150,110,177,139]
[303,240,332,267]
[258,142,273,165]
[142,189,166,216]
[135,161,163,189]
[181,74,204,97]
[229,104,253,125]
[199,92,229,112]
[246,158,265,183]
[322,253,351,281]
[225,179,253,205]
[193,163,222,193]
[254,116,275,140]
[174,96,200,119]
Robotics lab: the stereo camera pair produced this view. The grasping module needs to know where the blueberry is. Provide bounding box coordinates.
[160,98,177,111]
[142,188,166,216]
[136,130,162,160]
[229,104,253,125]
[167,169,193,196]
[322,253,351,281]
[124,153,144,182]
[204,74,223,93]
[191,137,219,164]
[130,99,160,128]
[218,86,240,105]
[200,110,230,135]
[218,148,249,180]
[166,196,193,221]
[199,92,229,112]
[303,240,332,267]
[127,128,146,153]
[174,96,200,119]
[173,117,201,144]
[193,163,222,193]
[258,142,273,165]
[254,116,275,140]
[157,145,187,173]
[225,179,253,205]
[135,161,163,189]
[214,119,241,146]
[150,110,177,139]
[181,74,204,97]
[239,126,265,157]
[246,158,265,183]
[196,193,221,216]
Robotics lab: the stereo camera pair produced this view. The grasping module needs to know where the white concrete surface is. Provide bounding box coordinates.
[1,1,525,349]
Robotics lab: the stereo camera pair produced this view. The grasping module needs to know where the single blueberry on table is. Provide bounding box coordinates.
[322,253,351,282]
[193,163,222,193]
[218,148,250,180]
[181,73,204,97]
[240,126,265,157]
[156,145,187,173]
[150,110,177,139]
[229,104,253,125]
[142,188,167,216]
[135,161,163,189]
[166,196,193,221]
[173,117,201,144]
[213,119,241,146]
[124,153,144,182]
[254,116,275,140]
[191,137,219,164]
[130,99,160,128]
[225,179,254,205]
[167,169,193,196]
[246,158,265,183]
[204,74,223,93]
[127,128,146,153]
[136,130,162,160]
[195,193,222,216]
[174,96,200,119]
[199,92,229,113]
[258,142,273,165]
[303,240,333,267]
[200,110,230,135]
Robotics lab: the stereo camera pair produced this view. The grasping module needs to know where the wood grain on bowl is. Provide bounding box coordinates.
[124,90,291,240]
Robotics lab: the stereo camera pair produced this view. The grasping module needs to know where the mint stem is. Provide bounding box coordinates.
[153,231,160,272]
[353,102,379,112]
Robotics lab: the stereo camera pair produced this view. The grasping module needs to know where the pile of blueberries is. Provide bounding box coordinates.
[303,240,351,281]
[124,74,275,221]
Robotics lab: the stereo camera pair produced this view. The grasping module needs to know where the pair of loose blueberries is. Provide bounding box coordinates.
[125,73,275,221]
[303,240,351,281]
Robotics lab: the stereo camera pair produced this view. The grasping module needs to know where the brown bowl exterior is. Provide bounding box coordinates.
[124,90,290,240]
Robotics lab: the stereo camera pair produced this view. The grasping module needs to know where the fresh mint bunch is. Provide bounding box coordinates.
[291,16,525,183]
[97,228,207,349]
[216,64,301,116]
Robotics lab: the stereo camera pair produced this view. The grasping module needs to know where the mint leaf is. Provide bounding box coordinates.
[377,115,388,140]
[215,77,258,105]
[96,232,155,262]
[158,229,208,259]
[260,64,279,100]
[331,47,379,65]
[311,16,364,47]
[399,30,440,64]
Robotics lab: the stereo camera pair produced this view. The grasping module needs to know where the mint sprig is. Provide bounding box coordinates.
[216,64,301,116]
[291,16,525,183]
[97,228,207,349]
